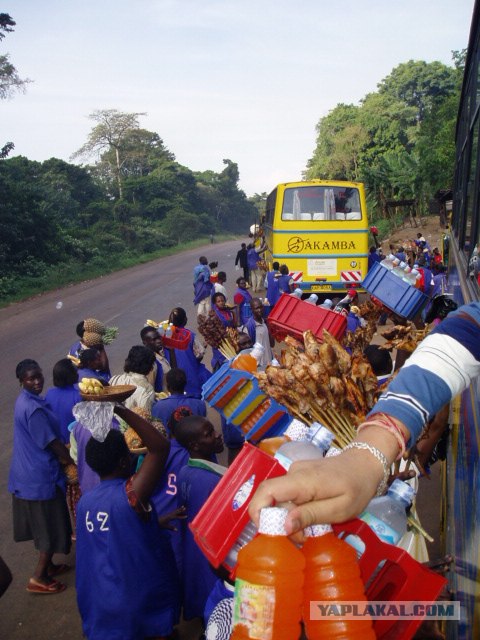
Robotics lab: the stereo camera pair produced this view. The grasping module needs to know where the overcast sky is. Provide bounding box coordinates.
[1,0,475,196]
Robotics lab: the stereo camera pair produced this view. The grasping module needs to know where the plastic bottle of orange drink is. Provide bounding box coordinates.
[258,418,310,456]
[231,506,305,640]
[231,343,265,373]
[302,524,375,639]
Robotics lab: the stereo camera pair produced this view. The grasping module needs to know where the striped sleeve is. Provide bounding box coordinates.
[369,302,480,446]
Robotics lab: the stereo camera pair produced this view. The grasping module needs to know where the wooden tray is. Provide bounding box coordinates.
[129,446,147,455]
[80,384,136,403]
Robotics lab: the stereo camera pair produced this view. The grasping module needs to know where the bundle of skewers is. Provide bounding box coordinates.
[255,329,380,448]
[343,300,383,356]
[379,323,430,353]
[198,311,238,360]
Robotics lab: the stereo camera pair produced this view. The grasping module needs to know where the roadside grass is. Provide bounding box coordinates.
[1,234,237,308]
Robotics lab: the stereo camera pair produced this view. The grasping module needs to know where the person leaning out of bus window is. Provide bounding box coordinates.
[278,264,294,294]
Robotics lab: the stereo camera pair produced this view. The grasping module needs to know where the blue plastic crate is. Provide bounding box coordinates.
[202,361,292,442]
[242,302,271,319]
[362,263,429,320]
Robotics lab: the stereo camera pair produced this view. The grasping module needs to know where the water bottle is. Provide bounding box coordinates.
[306,294,319,305]
[302,524,376,639]
[291,288,303,299]
[379,253,396,270]
[258,418,310,456]
[274,423,334,470]
[391,260,408,278]
[232,507,305,639]
[360,479,414,545]
[224,519,258,571]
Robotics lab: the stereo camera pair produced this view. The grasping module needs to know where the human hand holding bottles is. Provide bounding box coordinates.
[249,421,408,535]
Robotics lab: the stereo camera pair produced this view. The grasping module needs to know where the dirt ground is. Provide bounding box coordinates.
[378,214,446,261]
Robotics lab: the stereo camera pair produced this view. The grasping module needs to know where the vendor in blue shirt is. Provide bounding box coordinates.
[76,404,180,640]
[9,359,74,594]
[76,348,110,385]
[152,368,207,433]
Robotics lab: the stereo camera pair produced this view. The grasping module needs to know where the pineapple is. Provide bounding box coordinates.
[83,318,106,334]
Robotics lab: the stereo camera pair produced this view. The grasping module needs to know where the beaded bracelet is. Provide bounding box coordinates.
[343,441,390,497]
[357,413,407,461]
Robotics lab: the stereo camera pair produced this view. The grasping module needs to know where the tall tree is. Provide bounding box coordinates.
[72,109,146,198]
[1,14,30,158]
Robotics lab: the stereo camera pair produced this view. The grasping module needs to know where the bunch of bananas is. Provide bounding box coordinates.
[78,377,105,395]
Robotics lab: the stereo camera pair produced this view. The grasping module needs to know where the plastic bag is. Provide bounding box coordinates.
[72,401,115,442]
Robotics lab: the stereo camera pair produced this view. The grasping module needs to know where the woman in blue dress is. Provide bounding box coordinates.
[165,307,211,398]
[9,359,73,594]
[45,358,82,444]
[76,404,180,639]
[211,292,236,371]
[233,276,253,325]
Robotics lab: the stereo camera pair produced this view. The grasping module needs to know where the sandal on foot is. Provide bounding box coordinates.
[48,563,71,577]
[26,578,67,594]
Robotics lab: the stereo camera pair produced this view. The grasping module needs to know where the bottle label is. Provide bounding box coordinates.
[273,451,292,470]
[233,578,275,640]
[360,511,401,545]
[232,475,255,511]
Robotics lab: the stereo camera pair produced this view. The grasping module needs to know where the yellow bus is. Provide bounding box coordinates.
[262,180,369,295]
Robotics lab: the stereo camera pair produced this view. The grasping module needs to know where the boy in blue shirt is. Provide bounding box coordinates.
[176,415,225,624]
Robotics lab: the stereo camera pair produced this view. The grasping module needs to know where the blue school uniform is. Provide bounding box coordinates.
[234,287,253,325]
[193,265,213,304]
[177,460,223,620]
[165,330,211,398]
[45,385,82,443]
[152,394,207,432]
[76,367,110,385]
[76,478,180,640]
[151,439,190,574]
[211,306,235,370]
[265,271,281,307]
[9,390,65,501]
[278,273,292,293]
[153,355,164,392]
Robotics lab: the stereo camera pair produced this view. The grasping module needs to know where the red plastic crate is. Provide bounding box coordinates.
[190,443,286,571]
[267,293,347,342]
[162,327,190,350]
[333,519,447,639]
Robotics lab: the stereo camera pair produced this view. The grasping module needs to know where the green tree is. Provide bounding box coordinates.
[1,14,31,158]
[377,60,457,122]
[72,109,146,199]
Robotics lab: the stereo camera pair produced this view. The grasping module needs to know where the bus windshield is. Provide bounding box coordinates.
[281,185,362,221]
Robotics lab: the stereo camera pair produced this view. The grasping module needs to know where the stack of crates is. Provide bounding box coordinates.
[202,361,291,443]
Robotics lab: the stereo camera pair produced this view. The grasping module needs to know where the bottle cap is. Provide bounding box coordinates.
[307,294,318,304]
[399,261,407,268]
[258,507,289,535]
[307,422,334,452]
[284,419,310,442]
[291,288,303,298]
[304,524,333,537]
[388,478,415,505]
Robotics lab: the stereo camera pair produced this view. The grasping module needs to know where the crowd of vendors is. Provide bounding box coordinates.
[4,229,473,640]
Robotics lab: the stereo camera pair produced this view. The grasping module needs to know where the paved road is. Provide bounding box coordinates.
[0,239,242,639]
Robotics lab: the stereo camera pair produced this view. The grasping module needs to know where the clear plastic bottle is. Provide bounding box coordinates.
[291,288,303,299]
[231,507,305,640]
[391,260,408,278]
[231,343,265,373]
[258,419,310,456]
[306,294,319,305]
[302,524,376,639]
[360,479,414,545]
[274,423,334,470]
[379,253,396,270]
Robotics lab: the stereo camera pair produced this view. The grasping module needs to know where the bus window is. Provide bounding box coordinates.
[281,185,363,221]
